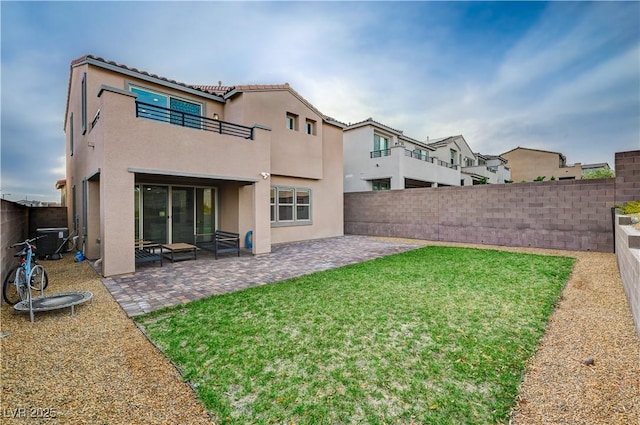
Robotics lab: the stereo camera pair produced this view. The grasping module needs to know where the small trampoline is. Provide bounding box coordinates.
[14,291,93,322]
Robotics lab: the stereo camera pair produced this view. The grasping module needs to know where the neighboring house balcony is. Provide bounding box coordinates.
[345,145,461,192]
[461,165,499,184]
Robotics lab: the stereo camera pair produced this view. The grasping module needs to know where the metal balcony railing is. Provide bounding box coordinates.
[403,149,458,169]
[135,101,253,140]
[370,149,391,158]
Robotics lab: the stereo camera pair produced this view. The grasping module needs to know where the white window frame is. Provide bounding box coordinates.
[305,118,316,135]
[286,112,298,131]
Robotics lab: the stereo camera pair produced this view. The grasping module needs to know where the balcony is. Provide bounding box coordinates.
[403,149,458,169]
[135,101,253,140]
[370,149,391,158]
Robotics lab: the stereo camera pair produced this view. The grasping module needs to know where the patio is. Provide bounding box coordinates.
[103,235,423,316]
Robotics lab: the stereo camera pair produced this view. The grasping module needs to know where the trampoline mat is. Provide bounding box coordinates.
[14,291,93,312]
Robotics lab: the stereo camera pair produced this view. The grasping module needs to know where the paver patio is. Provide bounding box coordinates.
[103,235,423,316]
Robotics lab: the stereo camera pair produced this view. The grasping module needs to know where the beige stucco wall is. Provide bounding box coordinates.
[502,149,582,182]
[66,60,342,275]
[232,90,325,180]
[270,121,344,244]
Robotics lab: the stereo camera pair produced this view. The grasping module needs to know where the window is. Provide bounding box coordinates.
[464,157,474,167]
[69,113,74,156]
[270,188,276,222]
[305,119,316,135]
[170,98,202,129]
[286,113,298,130]
[81,73,87,134]
[271,187,312,224]
[296,189,310,220]
[373,134,390,157]
[450,149,456,165]
[372,179,391,191]
[278,189,294,221]
[413,148,427,161]
[131,86,202,128]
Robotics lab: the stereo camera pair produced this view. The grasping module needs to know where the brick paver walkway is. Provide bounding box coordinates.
[103,235,423,316]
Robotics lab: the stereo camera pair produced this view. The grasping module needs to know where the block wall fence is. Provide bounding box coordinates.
[345,150,640,253]
[1,201,68,303]
[1,200,29,293]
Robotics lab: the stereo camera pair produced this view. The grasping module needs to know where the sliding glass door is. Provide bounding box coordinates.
[142,186,168,243]
[171,187,195,243]
[135,185,216,244]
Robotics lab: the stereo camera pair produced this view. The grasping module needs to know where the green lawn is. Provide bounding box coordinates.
[136,246,575,425]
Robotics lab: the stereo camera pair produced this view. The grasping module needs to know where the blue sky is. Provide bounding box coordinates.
[1,1,639,202]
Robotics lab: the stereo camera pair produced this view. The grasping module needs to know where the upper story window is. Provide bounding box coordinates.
[373,134,390,157]
[286,113,298,130]
[131,86,202,129]
[69,113,74,156]
[413,148,427,161]
[464,157,475,167]
[81,73,87,134]
[450,149,456,165]
[305,118,316,135]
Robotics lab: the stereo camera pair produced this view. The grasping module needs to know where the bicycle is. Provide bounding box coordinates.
[3,237,48,305]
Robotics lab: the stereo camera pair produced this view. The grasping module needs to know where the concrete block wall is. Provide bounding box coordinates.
[345,150,640,253]
[345,178,615,252]
[1,200,29,295]
[615,214,640,337]
[615,150,640,205]
[28,206,69,237]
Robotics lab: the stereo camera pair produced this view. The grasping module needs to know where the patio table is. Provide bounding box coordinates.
[162,243,197,262]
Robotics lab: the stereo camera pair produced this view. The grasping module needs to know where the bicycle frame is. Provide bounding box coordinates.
[9,238,45,321]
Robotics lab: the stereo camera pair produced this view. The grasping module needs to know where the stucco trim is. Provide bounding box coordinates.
[127,168,259,183]
[98,85,136,98]
[86,168,101,181]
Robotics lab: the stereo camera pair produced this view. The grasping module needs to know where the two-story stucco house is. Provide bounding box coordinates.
[501,147,611,182]
[343,118,461,192]
[64,55,344,276]
[426,136,511,185]
[501,147,587,182]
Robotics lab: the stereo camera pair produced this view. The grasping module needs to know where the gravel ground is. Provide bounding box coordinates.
[1,241,638,424]
[1,256,211,425]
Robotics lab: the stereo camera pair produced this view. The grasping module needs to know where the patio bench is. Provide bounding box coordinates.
[195,230,240,259]
[135,241,163,267]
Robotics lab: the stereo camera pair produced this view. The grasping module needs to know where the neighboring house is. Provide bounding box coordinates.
[343,118,461,192]
[64,55,344,277]
[581,162,612,177]
[426,136,511,185]
[500,147,605,182]
[475,154,512,184]
[55,179,67,206]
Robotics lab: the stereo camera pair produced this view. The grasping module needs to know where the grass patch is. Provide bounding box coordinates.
[136,246,574,424]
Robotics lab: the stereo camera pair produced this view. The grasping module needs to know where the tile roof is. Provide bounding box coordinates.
[500,146,566,162]
[68,55,345,127]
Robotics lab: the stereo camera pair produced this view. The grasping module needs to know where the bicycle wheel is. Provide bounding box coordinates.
[29,265,49,291]
[15,267,29,302]
[2,266,22,305]
[30,265,48,293]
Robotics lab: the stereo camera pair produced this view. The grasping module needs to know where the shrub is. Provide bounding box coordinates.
[618,200,640,215]
[534,176,546,182]
[583,168,615,179]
